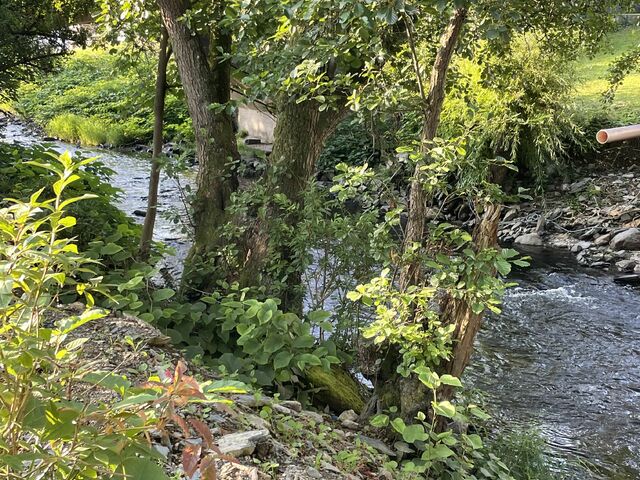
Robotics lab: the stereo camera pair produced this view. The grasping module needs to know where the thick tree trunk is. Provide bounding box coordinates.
[399,7,467,290]
[139,26,170,260]
[157,0,239,295]
[240,98,347,313]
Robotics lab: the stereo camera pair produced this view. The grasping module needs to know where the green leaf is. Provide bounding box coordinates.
[273,351,294,370]
[402,424,428,443]
[464,433,483,450]
[263,334,285,354]
[100,242,123,255]
[116,457,169,480]
[370,414,389,428]
[152,288,175,302]
[391,417,406,434]
[424,443,455,460]
[432,400,456,418]
[307,310,331,323]
[439,374,462,388]
[292,334,315,349]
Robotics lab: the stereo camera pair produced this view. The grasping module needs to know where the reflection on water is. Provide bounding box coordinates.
[467,247,640,479]
[3,122,640,479]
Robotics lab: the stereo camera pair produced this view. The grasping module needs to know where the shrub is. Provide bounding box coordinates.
[46,112,82,142]
[15,49,190,146]
[0,151,246,480]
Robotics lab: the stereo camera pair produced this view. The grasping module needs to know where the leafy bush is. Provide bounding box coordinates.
[0,152,242,479]
[15,49,190,146]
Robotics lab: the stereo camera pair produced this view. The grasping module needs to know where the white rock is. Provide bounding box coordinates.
[337,409,358,423]
[610,228,640,251]
[217,429,270,457]
[514,233,544,246]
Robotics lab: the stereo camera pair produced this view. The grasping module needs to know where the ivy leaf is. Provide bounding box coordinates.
[402,424,428,443]
[439,374,462,388]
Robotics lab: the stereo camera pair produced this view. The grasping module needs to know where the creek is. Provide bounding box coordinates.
[2,121,639,479]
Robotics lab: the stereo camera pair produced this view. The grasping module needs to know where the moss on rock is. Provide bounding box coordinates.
[305,365,366,414]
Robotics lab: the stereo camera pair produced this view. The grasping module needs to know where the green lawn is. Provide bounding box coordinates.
[573,27,640,124]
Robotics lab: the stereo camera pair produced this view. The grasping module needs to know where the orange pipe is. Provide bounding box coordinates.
[596,124,640,144]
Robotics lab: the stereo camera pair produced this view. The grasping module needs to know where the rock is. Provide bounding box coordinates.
[594,233,612,246]
[273,404,294,415]
[281,465,322,480]
[320,462,342,474]
[357,435,396,456]
[152,444,170,458]
[341,419,359,430]
[218,462,269,480]
[571,241,592,253]
[635,264,640,274]
[610,228,640,251]
[305,366,366,414]
[503,208,519,222]
[245,413,270,431]
[133,209,146,217]
[235,394,270,407]
[514,233,544,246]
[616,259,637,272]
[569,178,591,193]
[217,429,270,457]
[300,410,324,424]
[280,400,303,412]
[338,410,358,423]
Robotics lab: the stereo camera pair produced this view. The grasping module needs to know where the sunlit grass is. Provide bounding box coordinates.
[573,27,640,123]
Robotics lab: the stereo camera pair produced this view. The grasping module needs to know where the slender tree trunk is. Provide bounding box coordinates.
[157,0,239,295]
[370,8,468,421]
[240,98,347,313]
[399,7,467,290]
[139,26,171,260]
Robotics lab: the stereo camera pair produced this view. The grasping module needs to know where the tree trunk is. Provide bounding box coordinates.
[370,8,468,420]
[240,98,348,313]
[157,0,239,295]
[139,26,170,260]
[399,7,467,290]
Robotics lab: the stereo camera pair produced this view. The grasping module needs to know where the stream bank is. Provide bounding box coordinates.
[2,118,640,478]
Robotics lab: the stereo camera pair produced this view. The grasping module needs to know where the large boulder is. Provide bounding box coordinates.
[610,228,640,251]
[514,233,544,246]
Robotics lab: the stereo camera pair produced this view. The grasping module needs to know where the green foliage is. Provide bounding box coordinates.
[0,152,241,479]
[489,429,560,480]
[0,143,141,258]
[371,373,513,479]
[14,49,191,146]
[0,0,92,98]
[99,269,342,389]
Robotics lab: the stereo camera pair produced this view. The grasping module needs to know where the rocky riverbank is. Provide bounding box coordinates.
[66,306,394,480]
[500,164,640,277]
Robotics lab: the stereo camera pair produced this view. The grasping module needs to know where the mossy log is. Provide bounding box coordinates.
[305,365,366,414]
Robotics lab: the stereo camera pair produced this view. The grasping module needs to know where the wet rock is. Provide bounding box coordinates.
[133,209,146,217]
[153,444,170,458]
[357,435,395,456]
[571,241,592,253]
[514,233,544,246]
[610,228,640,251]
[503,208,519,222]
[616,259,637,272]
[217,429,270,457]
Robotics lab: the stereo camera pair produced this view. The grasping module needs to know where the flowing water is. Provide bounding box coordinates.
[3,121,640,479]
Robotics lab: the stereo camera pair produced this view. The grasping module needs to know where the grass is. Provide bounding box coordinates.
[573,27,640,124]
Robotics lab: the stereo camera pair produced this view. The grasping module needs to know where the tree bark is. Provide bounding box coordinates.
[139,25,170,260]
[399,7,467,290]
[157,0,239,295]
[240,98,348,313]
